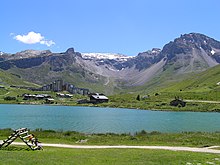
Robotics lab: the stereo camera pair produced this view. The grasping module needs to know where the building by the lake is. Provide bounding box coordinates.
[39,79,89,95]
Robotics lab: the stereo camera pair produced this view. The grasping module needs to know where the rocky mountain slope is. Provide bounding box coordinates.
[162,33,220,73]
[1,33,220,93]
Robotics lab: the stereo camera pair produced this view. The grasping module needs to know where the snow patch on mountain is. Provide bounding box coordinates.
[81,53,133,61]
[211,50,215,55]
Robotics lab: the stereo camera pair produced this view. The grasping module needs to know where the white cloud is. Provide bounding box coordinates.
[13,31,55,47]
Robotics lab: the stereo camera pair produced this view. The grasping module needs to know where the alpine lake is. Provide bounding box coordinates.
[0,104,220,134]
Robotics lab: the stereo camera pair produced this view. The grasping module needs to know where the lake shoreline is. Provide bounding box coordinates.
[1,101,220,113]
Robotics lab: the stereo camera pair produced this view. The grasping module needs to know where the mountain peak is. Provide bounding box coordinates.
[181,32,207,38]
[161,32,220,73]
[176,33,220,48]
[163,32,220,55]
[16,49,51,55]
[65,48,75,54]
[13,50,51,59]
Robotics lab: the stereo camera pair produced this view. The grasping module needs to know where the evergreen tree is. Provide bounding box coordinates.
[136,95,140,101]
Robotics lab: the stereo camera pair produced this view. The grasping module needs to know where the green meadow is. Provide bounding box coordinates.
[1,129,220,147]
[0,129,220,165]
[1,146,220,165]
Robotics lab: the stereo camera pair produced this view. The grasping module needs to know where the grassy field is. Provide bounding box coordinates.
[1,89,220,112]
[1,146,220,165]
[96,92,220,112]
[1,129,220,147]
[1,129,220,164]
[1,83,220,112]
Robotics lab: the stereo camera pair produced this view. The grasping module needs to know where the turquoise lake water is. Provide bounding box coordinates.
[0,104,220,133]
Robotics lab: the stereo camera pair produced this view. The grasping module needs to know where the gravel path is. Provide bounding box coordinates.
[2,141,220,154]
[184,99,220,104]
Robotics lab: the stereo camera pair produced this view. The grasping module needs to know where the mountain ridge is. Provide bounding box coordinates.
[1,32,220,94]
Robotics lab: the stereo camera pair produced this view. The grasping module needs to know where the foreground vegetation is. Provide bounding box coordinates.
[1,129,220,164]
[1,129,220,147]
[1,146,220,165]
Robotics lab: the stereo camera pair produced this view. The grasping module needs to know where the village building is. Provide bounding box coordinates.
[23,94,52,100]
[45,98,55,104]
[56,93,73,98]
[89,93,109,104]
[39,79,89,95]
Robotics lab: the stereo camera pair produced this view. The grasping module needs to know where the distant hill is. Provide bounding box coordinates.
[1,33,220,94]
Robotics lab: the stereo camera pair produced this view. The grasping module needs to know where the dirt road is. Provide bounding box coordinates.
[184,99,220,104]
[2,141,220,154]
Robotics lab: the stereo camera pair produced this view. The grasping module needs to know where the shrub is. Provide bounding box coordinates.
[4,96,16,101]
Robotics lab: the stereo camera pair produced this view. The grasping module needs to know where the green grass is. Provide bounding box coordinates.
[95,92,220,112]
[1,129,220,164]
[0,146,220,165]
[1,85,220,112]
[31,131,220,147]
[1,129,220,147]
[161,64,220,93]
[0,69,39,87]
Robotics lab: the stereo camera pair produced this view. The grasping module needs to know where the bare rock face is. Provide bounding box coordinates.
[126,48,162,71]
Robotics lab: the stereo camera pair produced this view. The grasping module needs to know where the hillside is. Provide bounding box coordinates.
[0,69,39,87]
[160,64,220,95]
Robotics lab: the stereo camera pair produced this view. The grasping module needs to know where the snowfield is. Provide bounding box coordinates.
[81,53,133,61]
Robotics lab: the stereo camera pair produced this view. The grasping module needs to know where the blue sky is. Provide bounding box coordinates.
[1,0,220,56]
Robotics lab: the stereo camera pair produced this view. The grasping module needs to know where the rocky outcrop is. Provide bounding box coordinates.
[0,48,80,70]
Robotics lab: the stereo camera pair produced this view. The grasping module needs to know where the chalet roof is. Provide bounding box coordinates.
[91,94,108,100]
[46,98,55,101]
